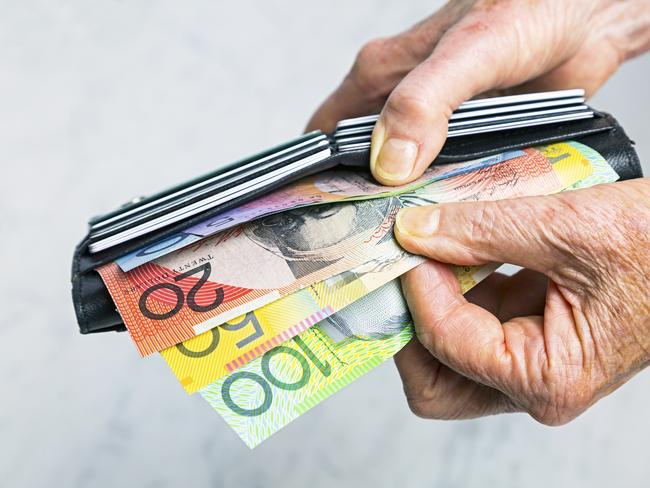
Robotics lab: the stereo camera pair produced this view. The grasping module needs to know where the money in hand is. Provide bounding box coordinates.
[98,140,618,448]
[199,141,616,447]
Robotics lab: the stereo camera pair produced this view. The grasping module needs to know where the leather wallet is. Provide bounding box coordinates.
[71,107,644,335]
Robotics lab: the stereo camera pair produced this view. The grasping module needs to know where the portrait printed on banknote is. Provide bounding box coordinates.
[243,198,399,278]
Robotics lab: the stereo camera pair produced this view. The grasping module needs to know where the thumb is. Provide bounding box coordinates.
[394,193,576,275]
[369,24,505,185]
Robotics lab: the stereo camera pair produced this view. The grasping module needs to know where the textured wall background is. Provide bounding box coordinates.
[1,2,648,487]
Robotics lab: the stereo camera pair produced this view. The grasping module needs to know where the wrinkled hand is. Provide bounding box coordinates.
[307,0,650,185]
[306,0,650,423]
[392,179,650,424]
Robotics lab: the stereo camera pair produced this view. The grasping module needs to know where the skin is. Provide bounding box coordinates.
[307,0,650,424]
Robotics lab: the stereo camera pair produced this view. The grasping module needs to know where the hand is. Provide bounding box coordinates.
[307,0,650,185]
[391,179,650,424]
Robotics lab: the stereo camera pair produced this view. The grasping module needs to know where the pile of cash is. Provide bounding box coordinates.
[97,140,618,447]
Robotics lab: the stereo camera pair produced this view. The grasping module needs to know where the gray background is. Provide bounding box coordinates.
[1,1,648,487]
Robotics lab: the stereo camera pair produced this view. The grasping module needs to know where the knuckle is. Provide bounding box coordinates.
[356,38,388,65]
[530,404,578,427]
[405,395,435,419]
[528,377,593,426]
[350,37,395,100]
[467,202,500,242]
[458,202,503,260]
[547,188,631,287]
[399,357,444,420]
[452,196,573,271]
[574,184,649,256]
[552,193,601,253]
[401,378,437,419]
[403,383,455,420]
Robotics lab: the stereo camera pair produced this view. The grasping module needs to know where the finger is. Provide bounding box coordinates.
[394,192,579,275]
[305,32,436,133]
[400,260,547,390]
[369,4,592,185]
[306,2,472,133]
[394,339,518,419]
[368,35,489,185]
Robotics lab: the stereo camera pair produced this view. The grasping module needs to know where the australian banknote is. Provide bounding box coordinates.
[200,280,414,448]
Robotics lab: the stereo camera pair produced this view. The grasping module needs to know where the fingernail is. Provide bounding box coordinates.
[370,119,418,183]
[396,207,440,237]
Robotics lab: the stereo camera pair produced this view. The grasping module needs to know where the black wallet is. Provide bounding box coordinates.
[71,94,644,336]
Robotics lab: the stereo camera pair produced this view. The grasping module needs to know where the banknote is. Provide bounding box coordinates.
[408,141,594,204]
[200,280,414,449]
[161,142,592,386]
[116,150,527,271]
[564,141,619,188]
[98,142,591,357]
[537,140,601,188]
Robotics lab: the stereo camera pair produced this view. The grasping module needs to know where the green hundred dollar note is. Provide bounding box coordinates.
[200,280,414,449]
